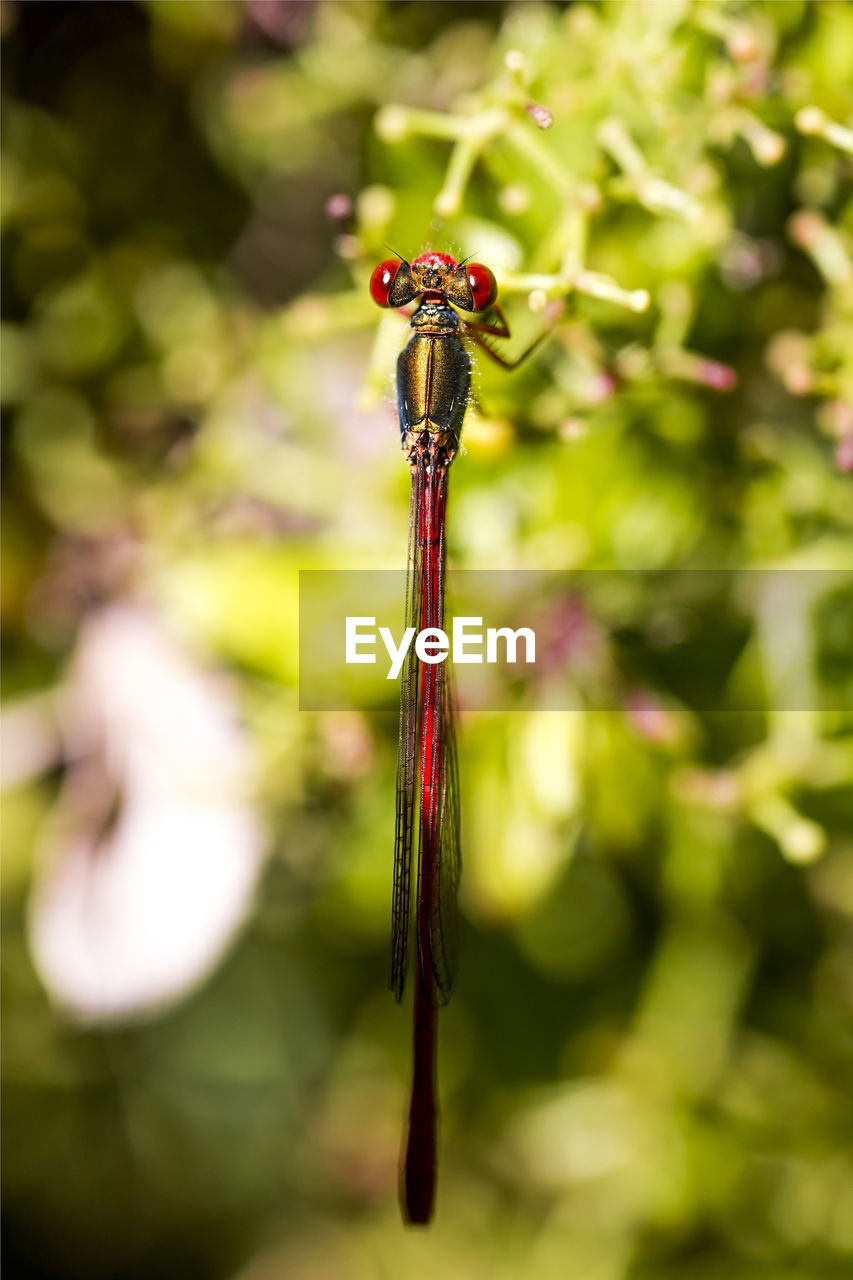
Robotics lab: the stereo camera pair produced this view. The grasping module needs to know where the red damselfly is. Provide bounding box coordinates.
[369,251,550,1224]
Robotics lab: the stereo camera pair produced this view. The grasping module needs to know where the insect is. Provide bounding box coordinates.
[369,250,550,1224]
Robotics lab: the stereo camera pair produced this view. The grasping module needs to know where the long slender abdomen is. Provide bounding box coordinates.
[403,967,438,1224]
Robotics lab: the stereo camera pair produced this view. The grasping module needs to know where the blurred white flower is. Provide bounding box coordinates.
[28,605,265,1022]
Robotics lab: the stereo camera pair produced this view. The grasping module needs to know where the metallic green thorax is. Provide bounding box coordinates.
[397,301,470,469]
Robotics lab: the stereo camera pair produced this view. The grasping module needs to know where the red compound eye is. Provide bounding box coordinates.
[467,262,498,312]
[369,259,400,307]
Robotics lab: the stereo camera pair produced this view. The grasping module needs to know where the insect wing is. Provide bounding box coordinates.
[425,659,460,1005]
[414,463,459,1006]
[391,465,424,1001]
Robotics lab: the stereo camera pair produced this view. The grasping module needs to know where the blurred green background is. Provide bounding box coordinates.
[2,2,853,1277]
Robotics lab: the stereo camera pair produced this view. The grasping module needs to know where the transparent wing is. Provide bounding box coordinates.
[415,463,459,1007]
[424,658,460,1005]
[393,457,461,1007]
[391,462,424,1002]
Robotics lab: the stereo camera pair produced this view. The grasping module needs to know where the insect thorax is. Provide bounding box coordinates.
[411,302,459,334]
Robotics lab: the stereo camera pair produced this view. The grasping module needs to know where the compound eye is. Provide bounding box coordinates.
[467,262,498,312]
[369,259,401,307]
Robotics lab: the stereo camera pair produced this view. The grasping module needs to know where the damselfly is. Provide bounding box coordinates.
[370,251,550,1224]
